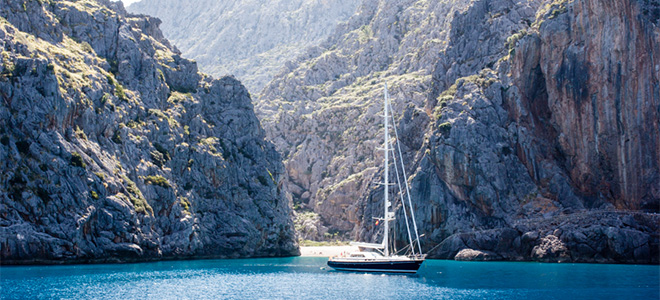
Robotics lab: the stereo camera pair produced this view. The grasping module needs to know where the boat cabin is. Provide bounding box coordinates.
[348,252,382,259]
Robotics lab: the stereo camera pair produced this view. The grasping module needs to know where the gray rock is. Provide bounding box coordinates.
[531,235,569,263]
[0,0,298,265]
[426,211,659,264]
[455,248,502,261]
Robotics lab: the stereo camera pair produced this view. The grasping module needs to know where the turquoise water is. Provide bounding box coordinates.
[1,257,658,299]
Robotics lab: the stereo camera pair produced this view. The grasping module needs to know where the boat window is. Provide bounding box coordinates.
[350,254,365,257]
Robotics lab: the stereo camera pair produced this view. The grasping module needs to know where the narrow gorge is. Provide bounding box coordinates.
[137,0,659,264]
[2,0,658,265]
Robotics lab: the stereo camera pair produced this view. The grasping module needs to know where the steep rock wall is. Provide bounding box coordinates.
[521,0,660,210]
[0,0,297,264]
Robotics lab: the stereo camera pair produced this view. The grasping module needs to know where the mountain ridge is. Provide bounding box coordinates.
[128,0,360,94]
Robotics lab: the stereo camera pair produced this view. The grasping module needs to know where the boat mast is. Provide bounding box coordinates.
[388,100,423,256]
[383,84,390,257]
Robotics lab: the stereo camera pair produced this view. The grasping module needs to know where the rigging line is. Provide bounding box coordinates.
[388,99,423,254]
[390,141,416,256]
[386,103,416,256]
[394,243,412,256]
[425,240,444,255]
[383,83,390,257]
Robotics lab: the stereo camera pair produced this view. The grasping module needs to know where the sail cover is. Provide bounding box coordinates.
[350,242,385,249]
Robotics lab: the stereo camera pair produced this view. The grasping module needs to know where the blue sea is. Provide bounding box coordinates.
[1,257,658,299]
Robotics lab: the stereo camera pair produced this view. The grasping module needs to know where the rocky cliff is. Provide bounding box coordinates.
[259,0,659,263]
[127,0,359,94]
[405,0,660,263]
[0,0,297,264]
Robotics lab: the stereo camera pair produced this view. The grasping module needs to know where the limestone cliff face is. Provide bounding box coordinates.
[127,0,359,94]
[512,0,660,211]
[262,0,659,263]
[0,0,297,264]
[375,0,658,263]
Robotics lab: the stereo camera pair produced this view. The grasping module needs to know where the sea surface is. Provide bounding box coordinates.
[1,257,658,299]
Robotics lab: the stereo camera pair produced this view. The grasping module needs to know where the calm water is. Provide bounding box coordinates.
[1,257,658,299]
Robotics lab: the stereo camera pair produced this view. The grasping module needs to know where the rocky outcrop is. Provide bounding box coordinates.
[127,0,359,94]
[431,212,658,263]
[454,248,501,261]
[293,211,329,241]
[0,0,297,264]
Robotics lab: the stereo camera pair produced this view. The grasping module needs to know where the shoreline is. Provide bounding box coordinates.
[299,245,359,257]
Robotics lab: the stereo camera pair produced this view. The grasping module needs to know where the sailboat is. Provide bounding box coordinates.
[327,84,425,273]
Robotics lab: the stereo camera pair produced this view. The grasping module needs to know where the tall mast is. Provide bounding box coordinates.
[388,100,423,256]
[383,84,390,257]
